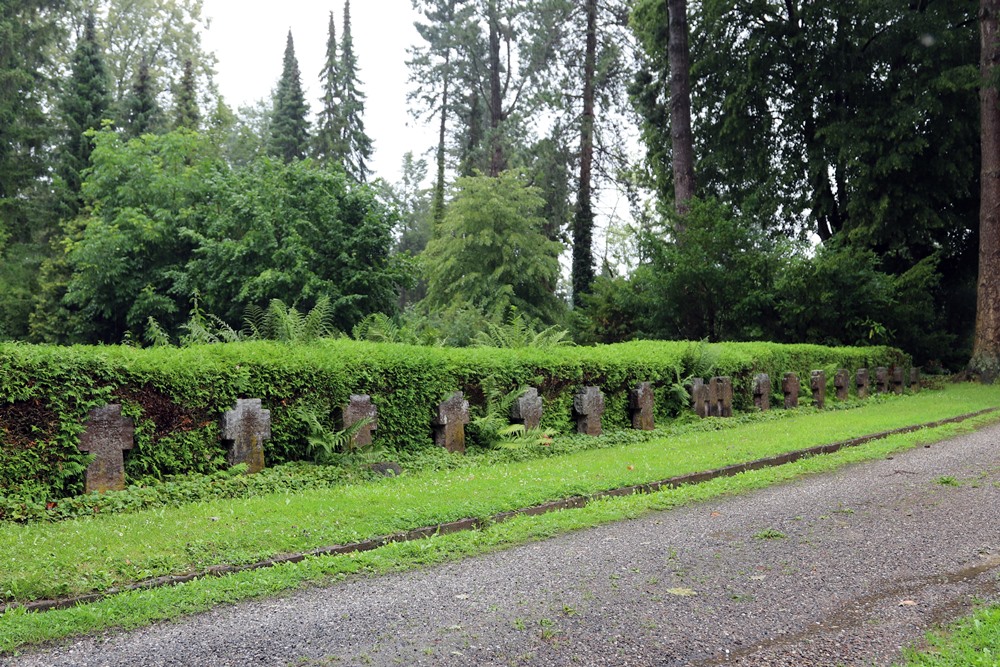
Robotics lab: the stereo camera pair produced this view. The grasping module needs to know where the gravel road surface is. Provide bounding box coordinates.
[6,422,1000,667]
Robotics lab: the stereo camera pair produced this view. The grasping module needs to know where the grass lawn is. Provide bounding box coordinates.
[1,382,999,654]
[900,604,1000,666]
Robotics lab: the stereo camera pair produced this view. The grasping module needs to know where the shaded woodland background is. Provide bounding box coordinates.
[0,0,990,370]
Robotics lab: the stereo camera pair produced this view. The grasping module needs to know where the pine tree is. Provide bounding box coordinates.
[338,0,373,181]
[268,30,310,163]
[314,11,343,164]
[58,12,110,209]
[121,55,163,138]
[173,58,199,130]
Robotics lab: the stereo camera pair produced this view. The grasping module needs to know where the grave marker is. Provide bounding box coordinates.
[433,392,470,454]
[573,386,605,436]
[339,394,378,449]
[510,388,543,431]
[910,368,920,392]
[875,367,889,394]
[221,399,271,474]
[891,368,904,395]
[709,377,733,417]
[810,370,826,409]
[856,369,870,399]
[753,374,771,411]
[834,369,850,401]
[630,382,655,430]
[78,404,134,493]
[783,373,799,409]
[692,378,710,418]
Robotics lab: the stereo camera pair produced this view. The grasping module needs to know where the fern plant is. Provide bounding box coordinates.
[471,313,573,349]
[292,406,379,465]
[468,386,557,449]
[243,297,339,343]
[664,340,721,415]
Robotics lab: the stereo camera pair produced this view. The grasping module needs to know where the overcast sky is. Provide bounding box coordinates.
[200,0,436,183]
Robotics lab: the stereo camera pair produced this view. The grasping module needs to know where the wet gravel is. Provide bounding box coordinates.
[6,422,1000,667]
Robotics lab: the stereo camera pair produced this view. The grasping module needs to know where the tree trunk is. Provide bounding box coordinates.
[487,0,506,176]
[972,0,1000,381]
[433,2,455,226]
[572,0,597,306]
[668,0,695,216]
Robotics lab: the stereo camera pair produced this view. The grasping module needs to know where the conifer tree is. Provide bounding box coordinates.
[268,30,310,163]
[122,55,163,137]
[314,11,343,164]
[173,58,199,130]
[59,12,110,208]
[338,0,373,181]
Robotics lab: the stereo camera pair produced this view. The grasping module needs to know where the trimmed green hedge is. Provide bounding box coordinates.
[0,340,909,502]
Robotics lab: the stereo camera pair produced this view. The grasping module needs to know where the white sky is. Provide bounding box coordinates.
[200,0,436,183]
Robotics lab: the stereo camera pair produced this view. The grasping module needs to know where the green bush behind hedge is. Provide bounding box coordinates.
[0,340,909,502]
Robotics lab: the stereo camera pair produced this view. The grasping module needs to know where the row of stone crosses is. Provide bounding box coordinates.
[75,366,916,495]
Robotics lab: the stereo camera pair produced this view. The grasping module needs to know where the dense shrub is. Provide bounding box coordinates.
[0,339,909,503]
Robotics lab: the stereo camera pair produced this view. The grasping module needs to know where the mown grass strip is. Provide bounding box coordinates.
[1,384,997,607]
[6,405,995,616]
[3,410,998,655]
[899,603,1000,666]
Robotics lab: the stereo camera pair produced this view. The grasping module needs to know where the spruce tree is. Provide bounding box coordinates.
[338,0,373,181]
[58,12,110,209]
[122,55,163,138]
[314,11,343,164]
[268,30,310,163]
[173,58,199,130]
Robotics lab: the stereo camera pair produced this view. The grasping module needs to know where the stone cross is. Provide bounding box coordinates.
[875,367,889,394]
[339,394,378,449]
[910,368,920,392]
[810,370,826,409]
[433,391,470,454]
[709,377,733,417]
[510,387,543,431]
[782,373,799,409]
[891,367,904,395]
[573,386,605,436]
[753,373,771,411]
[630,382,655,431]
[856,369,870,399]
[834,369,850,401]
[692,378,710,418]
[221,399,271,474]
[78,404,134,494]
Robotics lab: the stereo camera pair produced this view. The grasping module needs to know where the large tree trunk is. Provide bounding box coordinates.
[668,0,695,216]
[433,1,455,226]
[487,0,506,176]
[972,0,1000,381]
[572,0,597,306]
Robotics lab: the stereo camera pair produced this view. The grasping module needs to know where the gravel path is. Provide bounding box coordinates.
[7,423,1000,667]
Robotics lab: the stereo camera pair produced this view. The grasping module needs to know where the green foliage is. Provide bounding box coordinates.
[336,0,373,181]
[422,172,566,323]
[172,58,199,130]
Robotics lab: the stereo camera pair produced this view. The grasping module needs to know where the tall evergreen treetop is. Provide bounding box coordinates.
[338,0,373,181]
[59,11,111,204]
[173,57,199,130]
[121,55,163,138]
[314,11,343,164]
[268,30,310,163]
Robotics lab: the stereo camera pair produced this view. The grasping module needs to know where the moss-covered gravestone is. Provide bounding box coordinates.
[221,399,270,474]
[340,394,378,448]
[709,377,733,417]
[753,374,771,411]
[510,388,543,431]
[79,404,134,493]
[856,369,871,399]
[782,373,799,409]
[875,367,890,394]
[810,370,826,409]
[891,368,905,395]
[630,382,655,430]
[433,392,470,454]
[573,386,605,436]
[834,369,850,401]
